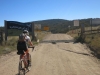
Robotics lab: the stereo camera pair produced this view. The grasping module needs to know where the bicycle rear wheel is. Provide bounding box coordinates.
[18,60,25,75]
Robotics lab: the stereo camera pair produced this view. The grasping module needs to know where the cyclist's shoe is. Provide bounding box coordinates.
[24,67,28,71]
[25,66,30,71]
[24,67,27,71]
[24,64,28,69]
[28,68,31,71]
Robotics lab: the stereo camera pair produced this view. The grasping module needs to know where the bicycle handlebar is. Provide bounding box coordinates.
[28,46,34,48]
[28,46,35,52]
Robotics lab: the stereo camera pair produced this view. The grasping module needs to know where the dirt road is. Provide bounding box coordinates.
[0,34,100,75]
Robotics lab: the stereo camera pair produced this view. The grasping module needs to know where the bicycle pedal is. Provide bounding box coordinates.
[28,68,31,71]
[21,68,25,71]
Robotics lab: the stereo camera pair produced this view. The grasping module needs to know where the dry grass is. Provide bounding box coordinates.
[85,34,100,47]
[67,30,78,38]
[0,36,18,55]
[35,31,51,41]
[67,26,100,55]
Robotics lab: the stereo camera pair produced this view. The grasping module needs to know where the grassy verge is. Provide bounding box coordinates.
[32,31,51,44]
[67,31,100,58]
[0,31,50,56]
[85,34,100,58]
[0,36,18,56]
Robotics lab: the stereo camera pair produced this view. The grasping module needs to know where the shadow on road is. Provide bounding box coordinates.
[60,48,93,57]
[15,73,19,75]
[41,40,75,43]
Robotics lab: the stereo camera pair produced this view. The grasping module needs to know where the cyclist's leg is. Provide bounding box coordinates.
[20,54,24,59]
[20,53,28,68]
[25,50,29,59]
[25,50,30,66]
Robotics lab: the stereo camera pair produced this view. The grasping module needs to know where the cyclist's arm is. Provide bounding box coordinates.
[27,36,34,47]
[28,40,34,47]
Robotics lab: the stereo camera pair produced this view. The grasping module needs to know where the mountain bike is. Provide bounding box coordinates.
[18,47,34,75]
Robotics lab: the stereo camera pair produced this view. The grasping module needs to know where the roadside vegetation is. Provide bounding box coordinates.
[67,27,100,58]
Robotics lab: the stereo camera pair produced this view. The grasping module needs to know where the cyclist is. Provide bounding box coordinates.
[17,30,34,68]
[22,30,34,66]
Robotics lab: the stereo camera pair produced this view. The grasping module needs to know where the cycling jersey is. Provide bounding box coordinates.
[25,35,31,42]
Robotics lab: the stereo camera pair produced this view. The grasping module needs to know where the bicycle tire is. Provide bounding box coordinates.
[18,60,25,75]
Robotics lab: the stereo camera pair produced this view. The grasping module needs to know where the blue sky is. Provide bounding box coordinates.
[0,0,100,26]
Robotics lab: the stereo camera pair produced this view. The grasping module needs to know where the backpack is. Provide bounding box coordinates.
[17,33,28,55]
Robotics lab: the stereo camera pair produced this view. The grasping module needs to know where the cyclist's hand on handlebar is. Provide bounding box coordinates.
[31,46,35,52]
[28,46,35,49]
[33,46,35,49]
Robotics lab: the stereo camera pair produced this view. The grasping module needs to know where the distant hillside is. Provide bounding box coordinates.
[33,18,91,33]
[33,19,73,33]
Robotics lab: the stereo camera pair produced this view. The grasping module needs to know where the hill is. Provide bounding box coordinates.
[33,18,91,33]
[34,19,73,33]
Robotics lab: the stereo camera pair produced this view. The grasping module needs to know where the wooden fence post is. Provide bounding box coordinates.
[0,32,3,45]
[4,20,8,41]
[32,22,36,41]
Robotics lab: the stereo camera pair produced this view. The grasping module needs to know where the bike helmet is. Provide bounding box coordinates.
[23,30,29,35]
[19,33,25,40]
